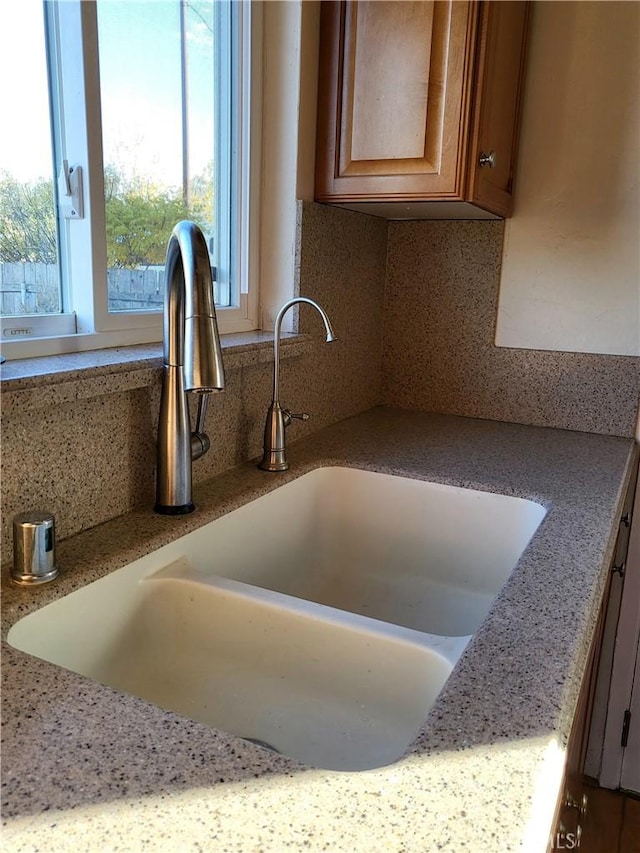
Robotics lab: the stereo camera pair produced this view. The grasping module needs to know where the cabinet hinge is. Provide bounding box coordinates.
[612,561,626,578]
[621,709,631,747]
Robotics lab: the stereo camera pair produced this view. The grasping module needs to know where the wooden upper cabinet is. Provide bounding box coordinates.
[315,0,530,218]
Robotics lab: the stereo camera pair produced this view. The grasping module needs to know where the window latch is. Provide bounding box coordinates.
[57,160,84,219]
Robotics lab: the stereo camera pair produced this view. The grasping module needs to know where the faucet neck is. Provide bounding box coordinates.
[271,296,335,403]
[259,297,335,473]
[163,220,224,392]
[155,221,225,514]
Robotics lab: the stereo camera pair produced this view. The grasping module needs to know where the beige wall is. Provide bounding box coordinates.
[496,1,640,356]
[259,0,320,331]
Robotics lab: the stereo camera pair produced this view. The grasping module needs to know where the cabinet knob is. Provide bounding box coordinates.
[564,791,588,820]
[478,150,496,169]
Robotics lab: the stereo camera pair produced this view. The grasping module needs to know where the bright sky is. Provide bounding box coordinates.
[0,0,214,187]
[0,1,51,182]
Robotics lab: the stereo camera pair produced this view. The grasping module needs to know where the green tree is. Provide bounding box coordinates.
[103,163,213,269]
[0,173,57,263]
[189,160,214,234]
[105,190,193,268]
[1,161,214,270]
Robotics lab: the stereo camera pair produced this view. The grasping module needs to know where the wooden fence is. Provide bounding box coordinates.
[0,263,165,314]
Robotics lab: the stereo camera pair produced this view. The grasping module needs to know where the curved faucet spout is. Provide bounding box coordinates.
[155,221,225,514]
[163,221,225,392]
[272,297,335,404]
[259,297,336,473]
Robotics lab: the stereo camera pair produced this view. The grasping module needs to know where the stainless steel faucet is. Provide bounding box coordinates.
[154,221,225,514]
[259,297,335,472]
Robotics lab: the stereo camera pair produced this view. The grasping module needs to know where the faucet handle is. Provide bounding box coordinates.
[283,409,309,427]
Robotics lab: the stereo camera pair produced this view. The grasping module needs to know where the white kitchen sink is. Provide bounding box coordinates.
[8,562,460,771]
[108,466,546,637]
[8,466,546,771]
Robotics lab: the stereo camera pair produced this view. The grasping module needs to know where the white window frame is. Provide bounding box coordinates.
[0,0,260,359]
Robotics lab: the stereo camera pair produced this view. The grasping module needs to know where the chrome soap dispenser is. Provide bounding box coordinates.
[12,511,60,585]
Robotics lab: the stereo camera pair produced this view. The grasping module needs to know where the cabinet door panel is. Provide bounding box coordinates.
[316,0,478,201]
[468,1,530,216]
[344,2,434,164]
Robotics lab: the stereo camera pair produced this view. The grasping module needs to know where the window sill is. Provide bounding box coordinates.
[0,332,312,416]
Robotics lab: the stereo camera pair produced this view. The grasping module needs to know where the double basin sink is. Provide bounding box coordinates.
[8,467,546,771]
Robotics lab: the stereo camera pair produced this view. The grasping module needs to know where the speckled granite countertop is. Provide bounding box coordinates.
[2,408,637,853]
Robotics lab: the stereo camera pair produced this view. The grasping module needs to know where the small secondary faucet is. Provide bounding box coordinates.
[259,297,336,472]
[154,221,225,514]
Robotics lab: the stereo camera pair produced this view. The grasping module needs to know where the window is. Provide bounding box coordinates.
[0,0,259,357]
[0,2,63,327]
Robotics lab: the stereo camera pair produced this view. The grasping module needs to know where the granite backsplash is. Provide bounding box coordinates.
[381,219,639,437]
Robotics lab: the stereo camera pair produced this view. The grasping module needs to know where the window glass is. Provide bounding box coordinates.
[96,0,217,313]
[0,2,62,317]
[0,0,255,355]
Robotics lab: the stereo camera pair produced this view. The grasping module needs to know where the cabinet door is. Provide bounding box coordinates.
[467,1,530,217]
[315,0,478,202]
